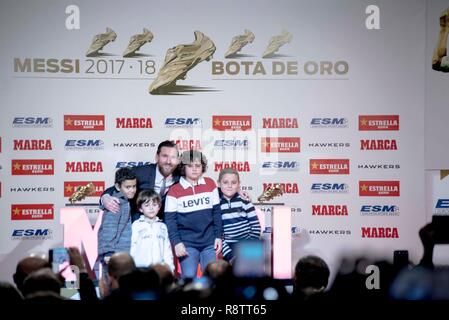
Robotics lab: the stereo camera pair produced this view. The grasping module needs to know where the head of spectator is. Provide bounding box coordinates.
[293,255,330,300]
[13,256,50,294]
[152,263,176,293]
[21,268,63,300]
[0,281,24,302]
[107,252,136,290]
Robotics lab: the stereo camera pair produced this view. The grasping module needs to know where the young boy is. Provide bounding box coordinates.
[164,150,223,279]
[130,190,175,272]
[98,167,136,269]
[218,168,261,262]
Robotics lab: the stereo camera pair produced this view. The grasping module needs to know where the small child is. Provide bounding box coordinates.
[130,190,175,272]
[217,168,261,262]
[98,167,136,268]
[165,150,223,279]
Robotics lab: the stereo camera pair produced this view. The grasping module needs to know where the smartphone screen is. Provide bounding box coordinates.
[50,248,78,285]
[393,250,409,269]
[233,239,268,278]
[50,248,70,273]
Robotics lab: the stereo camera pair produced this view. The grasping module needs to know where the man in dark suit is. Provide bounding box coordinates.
[101,140,180,222]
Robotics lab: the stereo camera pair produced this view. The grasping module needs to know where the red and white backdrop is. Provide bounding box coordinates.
[1,0,447,281]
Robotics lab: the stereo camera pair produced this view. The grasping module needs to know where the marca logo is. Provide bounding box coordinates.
[11,204,54,220]
[212,116,252,131]
[116,161,151,168]
[361,227,399,238]
[65,140,104,150]
[359,115,399,131]
[116,117,153,128]
[310,118,348,128]
[360,139,397,150]
[262,117,298,128]
[12,117,53,128]
[308,142,350,148]
[311,183,349,193]
[310,159,350,174]
[214,140,248,149]
[64,115,105,131]
[66,161,103,172]
[263,183,299,194]
[174,140,202,151]
[13,139,52,150]
[165,118,202,128]
[214,161,250,172]
[312,205,348,216]
[261,161,299,171]
[261,137,300,153]
[10,186,55,193]
[11,228,53,240]
[435,199,449,215]
[357,164,401,170]
[64,181,105,197]
[359,181,400,197]
[360,205,400,216]
[113,142,156,148]
[12,159,54,175]
[309,229,351,236]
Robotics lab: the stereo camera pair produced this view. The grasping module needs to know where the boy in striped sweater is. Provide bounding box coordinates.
[218,168,261,262]
[165,150,223,279]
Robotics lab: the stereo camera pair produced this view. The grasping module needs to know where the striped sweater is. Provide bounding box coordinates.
[220,192,261,260]
[165,176,222,249]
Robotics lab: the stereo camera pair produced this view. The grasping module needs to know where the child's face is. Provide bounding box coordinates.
[115,179,137,199]
[219,173,240,199]
[184,159,203,182]
[140,200,161,219]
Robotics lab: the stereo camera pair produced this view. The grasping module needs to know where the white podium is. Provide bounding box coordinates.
[255,203,292,279]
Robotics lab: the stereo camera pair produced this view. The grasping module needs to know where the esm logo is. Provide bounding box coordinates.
[311,183,349,193]
[13,117,53,128]
[11,228,53,240]
[261,161,299,171]
[310,118,348,128]
[165,118,201,128]
[65,140,104,150]
[360,205,399,216]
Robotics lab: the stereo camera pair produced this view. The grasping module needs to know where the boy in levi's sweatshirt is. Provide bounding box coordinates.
[164,150,223,279]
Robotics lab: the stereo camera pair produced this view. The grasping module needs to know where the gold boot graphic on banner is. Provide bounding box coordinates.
[123,28,154,57]
[86,27,117,57]
[432,7,449,72]
[225,29,255,58]
[149,31,216,94]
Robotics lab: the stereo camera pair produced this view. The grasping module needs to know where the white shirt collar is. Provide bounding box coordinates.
[180,176,206,189]
[138,215,160,223]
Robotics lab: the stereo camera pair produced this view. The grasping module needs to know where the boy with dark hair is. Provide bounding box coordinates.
[165,150,223,279]
[130,190,174,272]
[98,167,137,270]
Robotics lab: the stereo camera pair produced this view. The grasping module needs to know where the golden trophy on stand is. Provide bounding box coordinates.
[68,182,95,204]
[257,184,284,203]
[255,184,292,279]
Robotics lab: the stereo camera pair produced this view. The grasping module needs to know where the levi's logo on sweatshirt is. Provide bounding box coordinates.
[182,196,211,208]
